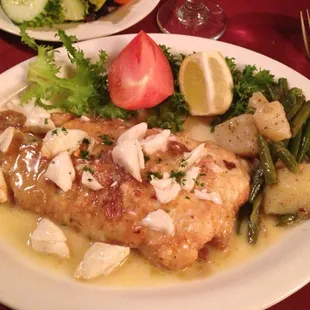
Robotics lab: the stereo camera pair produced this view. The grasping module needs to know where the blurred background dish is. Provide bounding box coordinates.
[0,0,160,41]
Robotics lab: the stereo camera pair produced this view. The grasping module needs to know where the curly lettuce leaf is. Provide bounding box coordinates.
[20,28,132,119]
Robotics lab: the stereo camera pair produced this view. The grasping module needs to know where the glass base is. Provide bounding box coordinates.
[157,0,227,40]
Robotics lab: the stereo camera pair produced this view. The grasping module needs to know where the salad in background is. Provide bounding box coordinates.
[0,0,131,28]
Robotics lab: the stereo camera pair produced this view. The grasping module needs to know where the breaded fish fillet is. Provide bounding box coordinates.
[0,112,250,270]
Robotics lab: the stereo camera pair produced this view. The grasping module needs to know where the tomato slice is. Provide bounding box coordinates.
[108,31,174,110]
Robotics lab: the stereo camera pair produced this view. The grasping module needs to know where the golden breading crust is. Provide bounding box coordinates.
[0,113,250,270]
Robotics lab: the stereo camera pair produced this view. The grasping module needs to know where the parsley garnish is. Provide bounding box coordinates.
[146,46,189,132]
[146,171,163,181]
[180,159,187,168]
[99,134,114,145]
[195,179,205,188]
[29,137,37,143]
[185,196,190,200]
[80,150,89,160]
[83,166,94,174]
[44,118,48,125]
[170,170,186,182]
[61,127,68,134]
[51,129,58,136]
[82,138,90,145]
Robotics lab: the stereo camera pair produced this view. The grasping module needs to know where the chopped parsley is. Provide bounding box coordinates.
[146,171,163,181]
[170,170,186,182]
[180,159,187,168]
[82,138,90,145]
[83,166,94,174]
[199,173,206,176]
[80,150,89,160]
[29,137,37,143]
[61,127,68,134]
[185,196,190,200]
[144,155,150,162]
[51,129,58,136]
[44,118,48,125]
[88,178,93,182]
[195,179,205,188]
[99,134,114,145]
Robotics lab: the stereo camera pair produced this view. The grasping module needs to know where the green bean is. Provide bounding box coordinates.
[278,78,288,96]
[249,166,264,204]
[276,214,297,227]
[266,83,278,101]
[270,142,300,173]
[286,95,305,121]
[258,135,278,185]
[291,101,310,137]
[283,88,304,114]
[248,192,263,244]
[297,119,310,163]
[289,130,303,158]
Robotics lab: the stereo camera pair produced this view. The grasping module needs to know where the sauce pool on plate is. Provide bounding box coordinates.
[0,202,286,286]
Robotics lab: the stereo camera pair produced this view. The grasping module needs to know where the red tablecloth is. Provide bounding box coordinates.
[0,0,309,309]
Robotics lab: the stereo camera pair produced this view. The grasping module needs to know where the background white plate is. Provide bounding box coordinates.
[0,0,160,41]
[0,34,310,310]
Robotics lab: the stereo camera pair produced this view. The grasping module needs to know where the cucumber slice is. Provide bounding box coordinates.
[1,0,48,23]
[61,0,86,21]
[1,0,64,26]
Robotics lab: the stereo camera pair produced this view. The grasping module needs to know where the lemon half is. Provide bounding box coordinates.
[179,51,233,116]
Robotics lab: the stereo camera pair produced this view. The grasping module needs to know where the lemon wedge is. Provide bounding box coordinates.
[179,51,233,116]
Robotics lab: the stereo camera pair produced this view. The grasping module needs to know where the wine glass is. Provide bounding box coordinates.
[157,0,227,39]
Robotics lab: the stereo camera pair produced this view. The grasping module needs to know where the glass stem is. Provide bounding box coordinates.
[184,0,204,11]
[177,0,208,27]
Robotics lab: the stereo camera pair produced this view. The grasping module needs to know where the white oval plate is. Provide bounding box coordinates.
[0,34,310,310]
[0,0,160,42]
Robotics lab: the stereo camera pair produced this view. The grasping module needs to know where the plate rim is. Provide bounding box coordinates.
[0,0,160,42]
[0,33,309,310]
